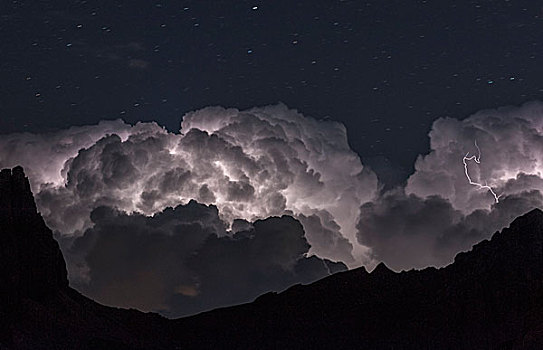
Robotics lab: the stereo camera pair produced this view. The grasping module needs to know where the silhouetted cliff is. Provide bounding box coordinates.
[0,166,68,304]
[0,166,542,349]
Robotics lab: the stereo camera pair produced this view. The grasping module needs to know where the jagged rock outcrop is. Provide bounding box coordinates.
[0,166,542,349]
[0,166,68,306]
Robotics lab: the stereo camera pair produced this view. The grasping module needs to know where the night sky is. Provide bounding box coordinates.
[3,0,543,317]
[2,0,543,184]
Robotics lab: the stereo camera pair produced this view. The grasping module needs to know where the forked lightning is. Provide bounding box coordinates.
[463,140,501,203]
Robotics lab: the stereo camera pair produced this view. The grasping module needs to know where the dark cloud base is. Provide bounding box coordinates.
[357,190,543,271]
[61,200,346,317]
[358,101,543,271]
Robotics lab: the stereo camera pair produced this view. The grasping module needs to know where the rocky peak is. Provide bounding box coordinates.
[0,167,68,307]
[0,166,38,223]
[371,261,394,275]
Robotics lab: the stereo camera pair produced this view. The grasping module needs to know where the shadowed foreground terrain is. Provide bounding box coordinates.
[1,166,542,349]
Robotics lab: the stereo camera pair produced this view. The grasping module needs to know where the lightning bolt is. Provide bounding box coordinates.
[463,140,502,203]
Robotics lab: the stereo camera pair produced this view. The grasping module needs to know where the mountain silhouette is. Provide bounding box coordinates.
[1,166,542,349]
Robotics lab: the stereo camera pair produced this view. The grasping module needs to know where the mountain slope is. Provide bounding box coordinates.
[171,209,543,349]
[0,166,542,349]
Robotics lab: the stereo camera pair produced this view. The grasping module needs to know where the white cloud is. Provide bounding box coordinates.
[406,101,543,213]
[358,101,543,271]
[1,104,379,266]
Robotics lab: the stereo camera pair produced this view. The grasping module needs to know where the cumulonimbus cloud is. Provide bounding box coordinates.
[4,101,543,316]
[0,104,379,266]
[357,101,543,271]
[406,101,543,212]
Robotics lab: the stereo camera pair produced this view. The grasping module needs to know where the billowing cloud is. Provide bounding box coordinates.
[406,101,543,213]
[5,100,543,316]
[0,120,131,187]
[62,201,345,317]
[358,101,543,271]
[1,104,378,267]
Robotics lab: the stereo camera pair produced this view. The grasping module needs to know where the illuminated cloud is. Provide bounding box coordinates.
[1,104,378,266]
[358,101,543,270]
[406,101,543,213]
[0,120,131,188]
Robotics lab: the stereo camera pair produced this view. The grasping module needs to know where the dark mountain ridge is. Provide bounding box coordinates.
[174,208,543,349]
[1,166,542,349]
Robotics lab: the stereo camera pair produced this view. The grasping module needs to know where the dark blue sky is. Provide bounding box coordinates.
[1,0,542,184]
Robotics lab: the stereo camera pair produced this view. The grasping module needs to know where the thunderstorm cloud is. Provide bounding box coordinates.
[3,101,543,316]
[1,104,378,266]
[1,104,372,316]
[358,101,543,270]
